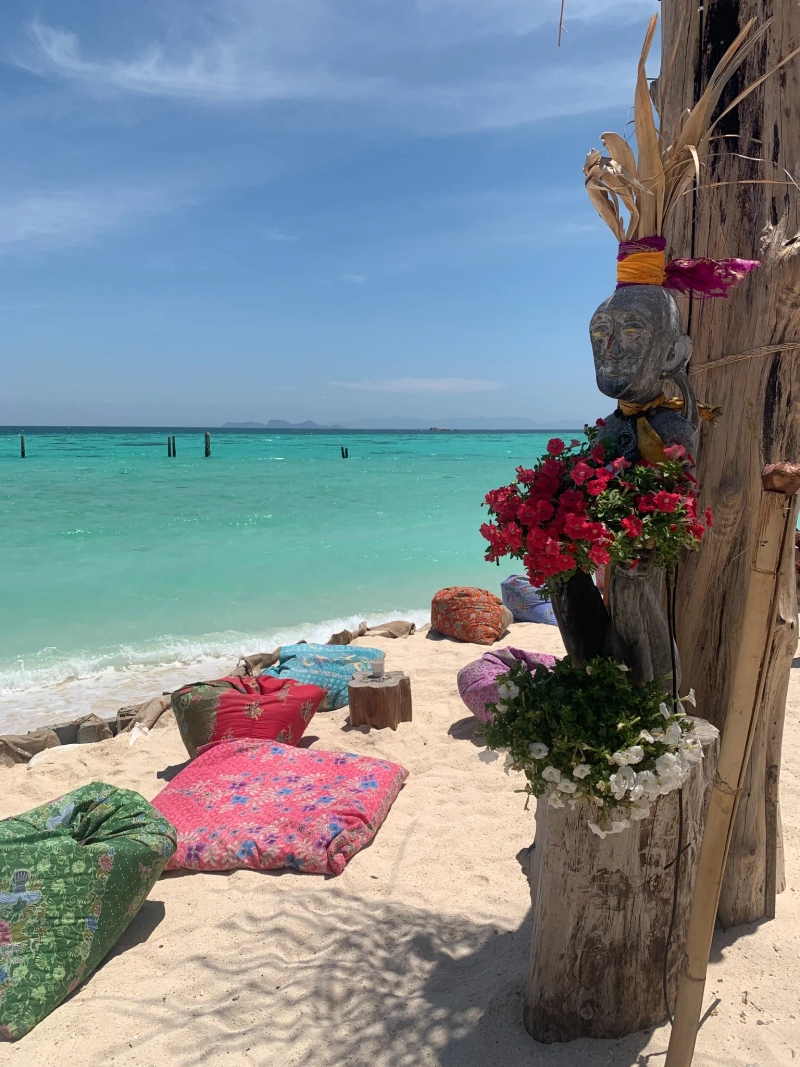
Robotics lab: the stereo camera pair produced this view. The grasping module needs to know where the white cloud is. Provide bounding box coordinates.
[329,377,503,394]
[0,185,179,251]
[19,1,660,131]
[341,273,365,282]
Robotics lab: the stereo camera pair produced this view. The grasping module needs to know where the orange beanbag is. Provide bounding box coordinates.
[430,587,513,645]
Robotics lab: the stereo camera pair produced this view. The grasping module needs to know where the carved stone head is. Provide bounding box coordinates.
[590,286,692,403]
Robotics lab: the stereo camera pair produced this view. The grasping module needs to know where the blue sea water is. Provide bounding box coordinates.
[0,428,561,731]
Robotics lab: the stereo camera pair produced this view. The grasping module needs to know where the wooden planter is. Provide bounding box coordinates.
[523,717,719,1042]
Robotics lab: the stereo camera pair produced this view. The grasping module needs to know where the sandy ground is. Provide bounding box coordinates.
[1,621,798,1067]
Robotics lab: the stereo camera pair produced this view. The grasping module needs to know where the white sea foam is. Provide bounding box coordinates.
[0,609,431,735]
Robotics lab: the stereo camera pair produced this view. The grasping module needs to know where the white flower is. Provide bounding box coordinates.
[634,769,658,795]
[506,682,520,699]
[495,703,508,714]
[630,801,651,821]
[585,665,593,675]
[497,683,510,700]
[664,722,683,747]
[611,746,644,766]
[529,742,549,759]
[542,766,562,783]
[609,766,635,799]
[588,822,607,838]
[557,779,578,794]
[617,663,630,672]
[639,730,654,744]
[595,779,607,792]
[547,790,565,809]
[681,739,703,764]
[651,728,665,741]
[659,702,671,719]
[685,688,697,707]
[478,750,499,764]
[608,819,631,834]
[655,752,678,776]
[572,763,592,779]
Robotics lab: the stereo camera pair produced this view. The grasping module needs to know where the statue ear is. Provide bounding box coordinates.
[663,333,693,376]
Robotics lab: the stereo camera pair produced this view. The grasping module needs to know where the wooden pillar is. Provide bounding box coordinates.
[523,719,719,1042]
[660,0,800,927]
[20,434,25,459]
[204,432,211,458]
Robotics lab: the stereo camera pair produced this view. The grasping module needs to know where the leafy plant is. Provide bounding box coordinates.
[479,655,701,836]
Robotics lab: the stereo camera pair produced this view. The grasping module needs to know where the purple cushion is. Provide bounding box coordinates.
[456,647,558,723]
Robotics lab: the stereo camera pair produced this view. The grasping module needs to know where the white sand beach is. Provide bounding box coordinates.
[1,621,798,1067]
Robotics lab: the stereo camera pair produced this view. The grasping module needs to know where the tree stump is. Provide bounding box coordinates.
[347,672,412,731]
[524,717,719,1043]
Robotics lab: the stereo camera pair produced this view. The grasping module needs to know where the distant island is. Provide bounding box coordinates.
[222,416,584,431]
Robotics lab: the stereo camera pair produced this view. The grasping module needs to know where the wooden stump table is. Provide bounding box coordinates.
[524,717,719,1042]
[347,671,412,731]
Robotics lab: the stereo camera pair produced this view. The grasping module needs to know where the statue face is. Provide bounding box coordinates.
[590,286,688,402]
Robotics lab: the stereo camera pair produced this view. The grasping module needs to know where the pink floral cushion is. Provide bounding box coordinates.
[151,739,408,876]
[457,647,559,722]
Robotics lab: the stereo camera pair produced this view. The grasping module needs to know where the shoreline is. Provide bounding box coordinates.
[0,609,432,735]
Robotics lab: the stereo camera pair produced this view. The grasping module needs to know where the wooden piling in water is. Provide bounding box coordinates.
[172,435,176,457]
[204,432,211,458]
[167,436,172,457]
[20,434,25,459]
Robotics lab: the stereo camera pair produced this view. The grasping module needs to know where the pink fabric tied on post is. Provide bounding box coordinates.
[616,236,759,298]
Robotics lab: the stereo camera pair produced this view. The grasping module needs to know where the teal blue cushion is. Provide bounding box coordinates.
[261,644,383,710]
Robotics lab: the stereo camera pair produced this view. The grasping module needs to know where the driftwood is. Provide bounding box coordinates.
[661,1,800,927]
[348,672,412,731]
[524,717,719,1043]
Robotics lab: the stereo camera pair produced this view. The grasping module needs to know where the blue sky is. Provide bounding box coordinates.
[0,0,660,427]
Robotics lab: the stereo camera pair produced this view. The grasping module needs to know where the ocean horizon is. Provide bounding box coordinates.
[0,427,565,733]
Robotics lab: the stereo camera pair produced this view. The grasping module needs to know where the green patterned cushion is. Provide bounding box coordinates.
[0,782,176,1040]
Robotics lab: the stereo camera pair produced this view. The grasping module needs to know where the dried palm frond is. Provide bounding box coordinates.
[584,14,800,241]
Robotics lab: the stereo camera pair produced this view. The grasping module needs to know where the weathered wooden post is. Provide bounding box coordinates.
[666,467,799,1066]
[525,720,719,1041]
[204,432,211,458]
[172,435,177,457]
[660,0,800,927]
[167,436,172,458]
[20,434,25,459]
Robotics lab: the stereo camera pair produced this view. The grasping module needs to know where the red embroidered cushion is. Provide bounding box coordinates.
[171,675,325,758]
[151,739,409,875]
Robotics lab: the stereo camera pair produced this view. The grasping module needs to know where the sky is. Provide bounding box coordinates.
[0,0,661,427]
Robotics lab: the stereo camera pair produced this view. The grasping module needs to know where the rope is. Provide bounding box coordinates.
[689,341,800,375]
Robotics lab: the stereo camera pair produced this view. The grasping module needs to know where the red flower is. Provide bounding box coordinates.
[547,438,565,456]
[628,557,639,569]
[559,488,586,510]
[586,478,609,496]
[653,490,681,513]
[502,523,524,552]
[663,443,687,460]
[621,515,643,538]
[515,467,536,486]
[611,456,632,472]
[705,508,713,528]
[591,443,605,463]
[588,545,611,567]
[570,438,581,448]
[689,520,706,540]
[570,461,595,486]
[637,494,657,513]
[596,418,607,427]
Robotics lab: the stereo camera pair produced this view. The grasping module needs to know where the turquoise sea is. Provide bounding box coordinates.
[0,428,561,732]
